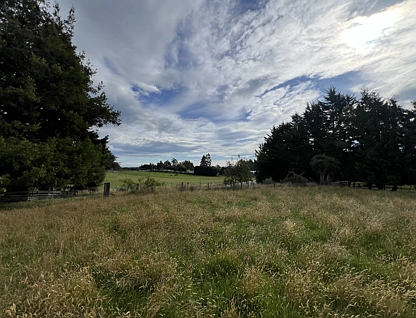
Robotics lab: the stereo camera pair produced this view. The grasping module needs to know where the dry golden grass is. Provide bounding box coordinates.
[1,186,416,317]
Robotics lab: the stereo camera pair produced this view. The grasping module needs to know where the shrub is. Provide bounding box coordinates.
[281,170,308,186]
[120,177,163,193]
[262,178,274,185]
[194,166,218,176]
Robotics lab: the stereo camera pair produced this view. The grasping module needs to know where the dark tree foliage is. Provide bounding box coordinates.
[310,154,340,184]
[200,153,212,167]
[171,158,178,168]
[194,166,218,176]
[181,160,194,171]
[163,160,172,170]
[245,159,256,171]
[0,0,121,191]
[156,161,164,170]
[256,87,416,188]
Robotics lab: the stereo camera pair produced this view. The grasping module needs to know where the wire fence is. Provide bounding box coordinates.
[1,180,414,204]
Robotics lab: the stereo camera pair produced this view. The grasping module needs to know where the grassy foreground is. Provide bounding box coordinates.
[1,186,416,317]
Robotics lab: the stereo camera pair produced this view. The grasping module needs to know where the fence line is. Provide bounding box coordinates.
[0,189,77,203]
[2,181,413,203]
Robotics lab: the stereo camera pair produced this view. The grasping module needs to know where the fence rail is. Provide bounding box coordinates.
[0,189,77,203]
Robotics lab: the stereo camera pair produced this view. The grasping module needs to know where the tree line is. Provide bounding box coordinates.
[128,154,256,187]
[255,87,416,190]
[132,154,256,176]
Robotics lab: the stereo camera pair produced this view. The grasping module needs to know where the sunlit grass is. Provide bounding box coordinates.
[1,186,416,317]
[104,170,225,189]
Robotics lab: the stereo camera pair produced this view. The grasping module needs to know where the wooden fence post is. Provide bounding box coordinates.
[104,183,110,197]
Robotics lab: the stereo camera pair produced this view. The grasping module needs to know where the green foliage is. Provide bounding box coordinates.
[120,177,164,193]
[224,158,252,187]
[180,160,194,171]
[256,87,416,188]
[262,177,274,184]
[0,0,120,191]
[310,154,340,184]
[176,164,186,172]
[200,153,212,167]
[194,165,218,176]
[281,170,308,186]
[163,160,172,170]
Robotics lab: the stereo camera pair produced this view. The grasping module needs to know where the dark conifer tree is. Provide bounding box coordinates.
[0,0,121,191]
[256,87,416,188]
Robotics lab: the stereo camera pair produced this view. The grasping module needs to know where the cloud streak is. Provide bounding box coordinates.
[58,0,416,166]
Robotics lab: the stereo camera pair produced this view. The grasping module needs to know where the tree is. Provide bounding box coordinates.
[351,90,416,189]
[0,0,121,191]
[310,154,340,184]
[171,158,178,168]
[255,118,312,183]
[156,161,164,170]
[247,159,256,171]
[180,160,194,171]
[176,164,186,172]
[303,87,356,182]
[256,87,416,188]
[224,157,252,188]
[163,160,172,170]
[200,153,212,167]
[105,150,121,170]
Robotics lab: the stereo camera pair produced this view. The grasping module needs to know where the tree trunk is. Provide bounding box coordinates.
[320,172,325,184]
[326,174,331,184]
[391,184,398,191]
[377,184,384,190]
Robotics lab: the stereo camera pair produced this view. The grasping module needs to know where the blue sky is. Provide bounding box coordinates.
[58,0,416,167]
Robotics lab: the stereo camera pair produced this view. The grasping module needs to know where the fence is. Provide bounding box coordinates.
[2,180,413,203]
[115,180,257,193]
[0,188,77,203]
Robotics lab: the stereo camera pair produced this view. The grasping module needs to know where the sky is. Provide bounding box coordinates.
[57,0,416,167]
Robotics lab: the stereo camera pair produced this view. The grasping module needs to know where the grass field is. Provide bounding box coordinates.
[104,170,225,189]
[1,186,416,317]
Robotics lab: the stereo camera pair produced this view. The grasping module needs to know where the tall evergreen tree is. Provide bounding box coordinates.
[256,87,416,188]
[352,90,416,189]
[0,0,121,191]
[200,153,212,167]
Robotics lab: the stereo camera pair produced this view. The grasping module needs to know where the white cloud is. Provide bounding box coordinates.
[57,0,416,166]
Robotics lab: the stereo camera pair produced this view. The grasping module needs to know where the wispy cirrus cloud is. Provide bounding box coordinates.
[59,0,416,166]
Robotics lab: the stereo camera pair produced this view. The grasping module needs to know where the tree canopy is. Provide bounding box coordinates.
[200,153,212,167]
[0,0,121,191]
[256,87,416,189]
[224,157,252,188]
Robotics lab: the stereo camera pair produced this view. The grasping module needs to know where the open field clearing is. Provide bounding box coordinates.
[104,170,226,189]
[1,186,416,317]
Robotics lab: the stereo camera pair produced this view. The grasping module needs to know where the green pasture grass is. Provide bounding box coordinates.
[104,170,225,189]
[1,186,416,317]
